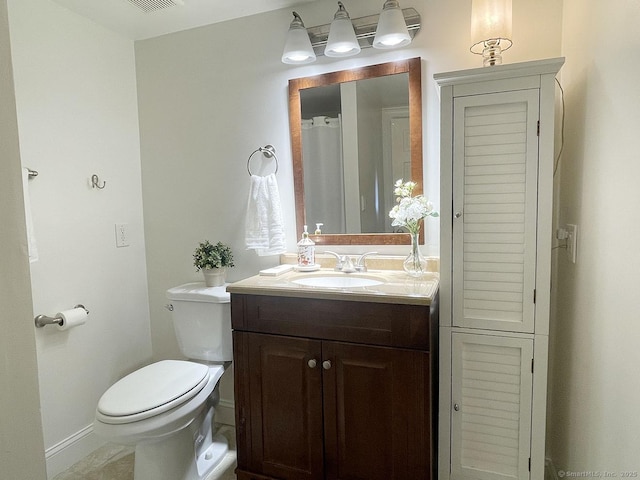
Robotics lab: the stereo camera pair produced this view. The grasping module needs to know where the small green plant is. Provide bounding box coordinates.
[193,240,235,271]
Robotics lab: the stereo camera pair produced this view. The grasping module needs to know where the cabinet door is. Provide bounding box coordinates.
[450,333,533,480]
[245,332,324,480]
[322,341,432,480]
[452,90,539,333]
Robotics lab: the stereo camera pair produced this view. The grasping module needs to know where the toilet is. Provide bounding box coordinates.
[94,282,233,480]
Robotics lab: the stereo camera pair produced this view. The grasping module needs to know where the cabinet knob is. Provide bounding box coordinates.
[308,359,317,369]
[454,403,460,411]
[455,212,462,219]
[322,360,332,370]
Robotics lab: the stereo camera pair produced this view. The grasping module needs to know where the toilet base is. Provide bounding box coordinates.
[133,406,228,480]
[195,433,229,477]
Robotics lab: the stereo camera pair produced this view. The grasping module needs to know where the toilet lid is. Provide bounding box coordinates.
[166,282,230,303]
[97,360,209,421]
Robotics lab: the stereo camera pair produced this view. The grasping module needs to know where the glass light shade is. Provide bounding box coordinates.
[325,2,361,58]
[282,12,316,65]
[470,0,512,53]
[373,0,411,49]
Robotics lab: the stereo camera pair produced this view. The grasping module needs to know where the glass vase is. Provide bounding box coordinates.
[403,232,427,277]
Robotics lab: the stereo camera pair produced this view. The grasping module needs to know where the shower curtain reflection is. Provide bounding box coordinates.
[301,116,346,234]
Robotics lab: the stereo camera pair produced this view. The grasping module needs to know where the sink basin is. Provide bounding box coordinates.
[291,275,384,289]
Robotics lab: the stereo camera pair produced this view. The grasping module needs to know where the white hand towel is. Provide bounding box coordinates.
[245,175,269,250]
[22,167,38,263]
[245,173,286,256]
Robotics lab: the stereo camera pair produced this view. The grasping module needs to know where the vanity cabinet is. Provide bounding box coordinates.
[436,58,564,480]
[231,293,439,480]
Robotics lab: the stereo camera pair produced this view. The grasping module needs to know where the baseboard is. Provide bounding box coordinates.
[546,457,559,480]
[45,424,106,479]
[45,401,234,479]
[216,398,235,427]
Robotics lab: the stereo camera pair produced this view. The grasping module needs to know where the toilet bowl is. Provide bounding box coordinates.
[94,283,233,480]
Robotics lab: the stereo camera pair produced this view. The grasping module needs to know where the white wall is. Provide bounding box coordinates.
[0,0,47,478]
[7,0,152,475]
[135,0,562,417]
[547,0,640,471]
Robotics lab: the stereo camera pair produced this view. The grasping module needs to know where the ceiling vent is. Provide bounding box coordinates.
[126,0,184,14]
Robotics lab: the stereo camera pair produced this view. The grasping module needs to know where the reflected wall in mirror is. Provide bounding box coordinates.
[289,58,422,245]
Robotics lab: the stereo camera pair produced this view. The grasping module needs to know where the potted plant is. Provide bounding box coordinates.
[193,240,235,287]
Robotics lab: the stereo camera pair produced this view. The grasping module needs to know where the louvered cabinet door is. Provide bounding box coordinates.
[452,90,540,333]
[450,332,533,480]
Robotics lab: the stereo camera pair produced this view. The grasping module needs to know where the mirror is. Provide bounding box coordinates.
[289,58,423,245]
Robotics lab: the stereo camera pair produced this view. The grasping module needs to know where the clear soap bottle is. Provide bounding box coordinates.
[297,225,315,267]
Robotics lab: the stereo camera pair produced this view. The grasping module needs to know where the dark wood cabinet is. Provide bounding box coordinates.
[322,340,432,480]
[232,294,438,480]
[244,333,323,480]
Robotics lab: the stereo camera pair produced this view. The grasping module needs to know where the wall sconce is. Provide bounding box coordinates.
[325,2,361,57]
[281,12,317,65]
[470,0,512,66]
[281,1,420,65]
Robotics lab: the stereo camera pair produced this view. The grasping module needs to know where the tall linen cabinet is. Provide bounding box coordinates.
[435,58,564,480]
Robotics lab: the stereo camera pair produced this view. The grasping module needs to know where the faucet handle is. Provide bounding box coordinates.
[355,252,378,272]
[324,251,344,271]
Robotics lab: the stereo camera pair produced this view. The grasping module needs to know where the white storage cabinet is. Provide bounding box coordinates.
[436,58,564,480]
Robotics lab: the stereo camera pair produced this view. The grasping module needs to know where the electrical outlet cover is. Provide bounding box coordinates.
[566,224,577,263]
[115,223,130,248]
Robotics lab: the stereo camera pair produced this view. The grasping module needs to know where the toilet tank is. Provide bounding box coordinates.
[166,282,232,362]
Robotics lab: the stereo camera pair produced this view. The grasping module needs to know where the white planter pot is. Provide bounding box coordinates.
[202,267,226,287]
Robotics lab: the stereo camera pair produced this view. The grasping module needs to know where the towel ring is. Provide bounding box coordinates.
[247,145,279,176]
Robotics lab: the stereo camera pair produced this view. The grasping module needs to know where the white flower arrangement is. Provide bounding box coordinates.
[389,179,439,235]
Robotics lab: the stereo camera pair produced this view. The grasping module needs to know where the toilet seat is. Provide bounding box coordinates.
[97,360,210,424]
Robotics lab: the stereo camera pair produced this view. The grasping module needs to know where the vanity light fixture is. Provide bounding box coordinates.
[325,2,361,57]
[281,12,317,65]
[470,0,512,66]
[372,0,412,49]
[280,4,420,64]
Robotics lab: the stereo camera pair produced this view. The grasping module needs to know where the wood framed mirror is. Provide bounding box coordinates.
[289,57,423,245]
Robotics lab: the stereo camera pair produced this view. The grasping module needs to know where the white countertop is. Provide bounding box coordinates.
[227,268,439,306]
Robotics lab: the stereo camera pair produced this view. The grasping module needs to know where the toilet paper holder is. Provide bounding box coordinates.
[35,304,89,328]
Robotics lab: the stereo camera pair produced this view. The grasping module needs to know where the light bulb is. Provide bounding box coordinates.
[325,2,361,58]
[282,12,316,65]
[373,0,411,50]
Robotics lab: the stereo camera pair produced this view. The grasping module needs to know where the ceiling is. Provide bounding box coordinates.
[51,0,315,40]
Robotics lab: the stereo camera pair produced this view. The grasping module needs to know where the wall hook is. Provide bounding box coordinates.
[91,174,106,189]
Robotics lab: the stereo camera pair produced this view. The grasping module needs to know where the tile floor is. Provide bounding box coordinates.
[52,425,237,480]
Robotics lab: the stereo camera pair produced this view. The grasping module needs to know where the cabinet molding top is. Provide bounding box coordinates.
[434,57,565,87]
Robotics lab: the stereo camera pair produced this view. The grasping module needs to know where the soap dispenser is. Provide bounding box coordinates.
[297,225,315,267]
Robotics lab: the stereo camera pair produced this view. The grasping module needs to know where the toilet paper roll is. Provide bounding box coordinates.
[56,307,88,331]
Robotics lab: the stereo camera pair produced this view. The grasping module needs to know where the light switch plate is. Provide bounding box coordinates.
[115,223,129,248]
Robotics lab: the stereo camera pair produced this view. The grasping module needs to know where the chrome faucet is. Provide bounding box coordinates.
[324,251,376,273]
[340,256,356,273]
[324,251,356,272]
[355,252,377,272]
